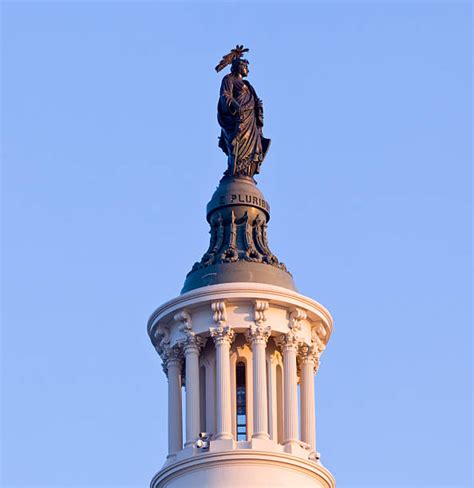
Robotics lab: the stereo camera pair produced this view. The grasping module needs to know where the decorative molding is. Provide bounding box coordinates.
[151,449,336,488]
[173,309,206,355]
[254,300,269,326]
[200,213,223,267]
[311,325,326,355]
[254,214,277,265]
[187,209,290,274]
[272,307,306,353]
[174,310,192,333]
[289,308,307,332]
[243,211,262,262]
[211,300,227,325]
[153,325,170,354]
[147,282,333,342]
[221,210,239,262]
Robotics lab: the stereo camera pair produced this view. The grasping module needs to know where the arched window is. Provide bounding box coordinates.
[236,362,247,441]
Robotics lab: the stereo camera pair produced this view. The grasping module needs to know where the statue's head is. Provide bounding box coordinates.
[230,58,249,77]
[215,46,250,76]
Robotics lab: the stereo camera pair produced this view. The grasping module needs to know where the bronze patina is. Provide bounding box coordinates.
[215,45,271,178]
[181,47,294,294]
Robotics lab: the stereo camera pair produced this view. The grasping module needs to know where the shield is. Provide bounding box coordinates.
[261,137,271,162]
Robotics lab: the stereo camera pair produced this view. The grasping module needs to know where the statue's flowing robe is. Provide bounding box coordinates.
[218,74,270,177]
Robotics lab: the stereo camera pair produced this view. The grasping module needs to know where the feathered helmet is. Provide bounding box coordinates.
[215,45,249,73]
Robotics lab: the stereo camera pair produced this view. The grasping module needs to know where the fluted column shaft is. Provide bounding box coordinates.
[205,361,216,434]
[300,346,317,452]
[210,326,234,440]
[246,324,271,439]
[184,340,201,446]
[166,354,183,455]
[275,333,300,448]
[283,345,299,445]
[252,340,268,438]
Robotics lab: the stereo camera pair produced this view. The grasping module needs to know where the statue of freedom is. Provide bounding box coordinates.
[215,46,271,178]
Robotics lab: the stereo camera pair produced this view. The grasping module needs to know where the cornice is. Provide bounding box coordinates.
[147,282,333,341]
[151,449,336,488]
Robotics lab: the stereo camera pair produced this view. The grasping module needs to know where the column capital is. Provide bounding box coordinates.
[246,324,271,346]
[182,333,206,355]
[299,343,320,373]
[275,331,301,353]
[165,345,184,368]
[159,343,183,377]
[209,325,235,347]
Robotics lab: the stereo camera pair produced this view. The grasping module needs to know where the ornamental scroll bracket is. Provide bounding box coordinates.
[288,307,307,332]
[311,322,327,354]
[174,309,206,359]
[210,301,235,346]
[153,324,170,356]
[246,300,271,346]
[174,310,192,333]
[211,301,227,326]
[254,300,269,327]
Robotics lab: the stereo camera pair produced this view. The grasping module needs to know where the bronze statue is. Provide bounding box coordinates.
[181,47,293,293]
[215,46,270,178]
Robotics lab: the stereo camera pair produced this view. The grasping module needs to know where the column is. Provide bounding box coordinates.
[246,324,271,439]
[276,333,300,449]
[183,334,204,447]
[205,359,216,434]
[165,347,183,456]
[267,357,278,441]
[230,353,237,439]
[300,344,318,452]
[210,325,234,440]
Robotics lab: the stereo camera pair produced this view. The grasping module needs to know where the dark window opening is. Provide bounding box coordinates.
[236,362,247,441]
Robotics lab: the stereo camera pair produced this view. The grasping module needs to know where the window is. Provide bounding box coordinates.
[236,362,247,441]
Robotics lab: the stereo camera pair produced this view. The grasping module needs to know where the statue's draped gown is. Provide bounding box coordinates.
[218,74,270,177]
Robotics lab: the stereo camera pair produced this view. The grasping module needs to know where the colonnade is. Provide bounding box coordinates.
[163,325,321,458]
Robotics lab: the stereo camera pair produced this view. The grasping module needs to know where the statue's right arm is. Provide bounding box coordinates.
[220,76,240,116]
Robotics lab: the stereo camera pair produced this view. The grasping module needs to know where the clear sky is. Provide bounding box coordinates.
[1,1,471,487]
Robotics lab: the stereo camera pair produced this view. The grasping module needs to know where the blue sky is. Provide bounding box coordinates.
[1,1,471,487]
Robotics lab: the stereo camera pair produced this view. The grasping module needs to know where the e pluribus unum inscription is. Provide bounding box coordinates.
[218,192,270,212]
